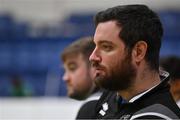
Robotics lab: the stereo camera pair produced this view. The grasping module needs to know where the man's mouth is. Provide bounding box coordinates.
[93,65,105,70]
[94,69,105,77]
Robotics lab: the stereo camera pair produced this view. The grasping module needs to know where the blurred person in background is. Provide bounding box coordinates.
[160,56,180,107]
[9,74,33,97]
[61,36,101,119]
[89,4,180,119]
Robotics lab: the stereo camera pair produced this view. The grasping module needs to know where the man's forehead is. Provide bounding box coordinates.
[94,21,121,44]
[64,54,84,63]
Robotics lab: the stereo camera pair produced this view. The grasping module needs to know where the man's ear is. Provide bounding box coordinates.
[132,41,147,63]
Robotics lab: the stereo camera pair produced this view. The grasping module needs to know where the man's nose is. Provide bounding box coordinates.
[62,72,69,82]
[89,48,101,62]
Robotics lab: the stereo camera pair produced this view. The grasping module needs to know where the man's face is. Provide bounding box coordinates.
[63,54,94,100]
[89,21,136,91]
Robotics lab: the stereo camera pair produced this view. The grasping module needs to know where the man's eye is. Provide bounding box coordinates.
[101,44,113,51]
[68,64,77,71]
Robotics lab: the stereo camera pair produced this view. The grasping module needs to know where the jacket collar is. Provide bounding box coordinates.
[120,70,170,103]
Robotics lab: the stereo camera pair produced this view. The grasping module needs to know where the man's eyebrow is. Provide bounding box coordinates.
[97,40,114,45]
[67,61,76,65]
[64,60,76,65]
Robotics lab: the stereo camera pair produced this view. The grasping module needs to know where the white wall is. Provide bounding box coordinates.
[0,97,85,120]
[0,0,180,25]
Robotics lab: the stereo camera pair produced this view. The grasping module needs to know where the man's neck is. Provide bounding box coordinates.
[117,69,161,101]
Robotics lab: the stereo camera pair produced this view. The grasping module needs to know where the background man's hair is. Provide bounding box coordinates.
[61,36,95,65]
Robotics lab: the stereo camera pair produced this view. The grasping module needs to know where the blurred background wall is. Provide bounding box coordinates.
[0,0,180,119]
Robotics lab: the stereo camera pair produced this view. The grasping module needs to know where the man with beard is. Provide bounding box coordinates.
[61,37,101,119]
[89,4,180,119]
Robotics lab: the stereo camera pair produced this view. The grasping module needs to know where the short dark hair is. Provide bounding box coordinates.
[61,36,95,65]
[160,56,180,81]
[94,4,163,70]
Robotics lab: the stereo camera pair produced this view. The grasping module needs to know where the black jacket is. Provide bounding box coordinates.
[76,92,102,119]
[76,100,98,119]
[93,71,180,119]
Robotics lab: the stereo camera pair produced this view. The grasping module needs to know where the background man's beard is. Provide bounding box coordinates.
[94,55,136,91]
[69,90,88,100]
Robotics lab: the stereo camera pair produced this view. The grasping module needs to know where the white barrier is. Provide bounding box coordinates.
[0,97,84,120]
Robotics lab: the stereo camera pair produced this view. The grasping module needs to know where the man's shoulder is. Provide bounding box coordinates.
[130,104,180,119]
[76,90,113,119]
[76,100,98,119]
[80,100,98,110]
[92,90,180,119]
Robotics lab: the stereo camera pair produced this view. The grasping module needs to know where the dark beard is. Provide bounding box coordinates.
[69,92,87,100]
[94,53,136,91]
[69,72,92,100]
